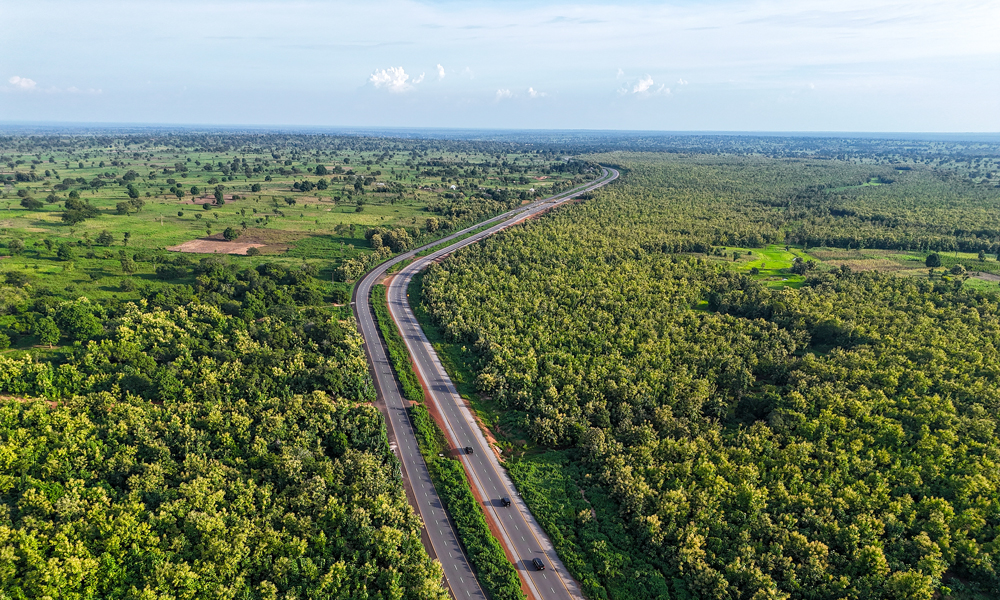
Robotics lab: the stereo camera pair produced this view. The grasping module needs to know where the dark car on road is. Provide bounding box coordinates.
[464,446,474,454]
[532,558,545,571]
[501,496,511,507]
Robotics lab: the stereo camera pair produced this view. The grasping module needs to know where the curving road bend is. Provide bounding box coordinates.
[354,167,618,600]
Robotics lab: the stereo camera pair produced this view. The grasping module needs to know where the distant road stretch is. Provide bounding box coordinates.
[354,167,618,600]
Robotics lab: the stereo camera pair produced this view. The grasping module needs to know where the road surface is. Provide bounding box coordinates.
[354,167,618,599]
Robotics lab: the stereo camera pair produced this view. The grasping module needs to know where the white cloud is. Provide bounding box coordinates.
[626,76,670,97]
[616,68,625,78]
[437,64,446,79]
[8,76,36,90]
[677,78,689,85]
[369,66,412,93]
[527,87,546,98]
[413,72,425,84]
[632,75,654,94]
[496,88,513,100]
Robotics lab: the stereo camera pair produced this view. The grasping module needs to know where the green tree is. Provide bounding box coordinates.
[120,258,136,274]
[925,252,942,267]
[20,197,43,210]
[56,244,74,261]
[223,227,240,241]
[34,316,60,347]
[62,210,88,225]
[7,239,25,255]
[55,301,103,340]
[96,230,114,246]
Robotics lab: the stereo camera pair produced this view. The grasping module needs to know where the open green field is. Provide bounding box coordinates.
[0,134,595,312]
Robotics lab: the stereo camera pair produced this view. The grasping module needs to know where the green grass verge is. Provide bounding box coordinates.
[372,284,423,404]
[370,284,525,600]
[507,452,675,600]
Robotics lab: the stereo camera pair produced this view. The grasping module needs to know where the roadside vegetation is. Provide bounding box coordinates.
[418,152,1000,600]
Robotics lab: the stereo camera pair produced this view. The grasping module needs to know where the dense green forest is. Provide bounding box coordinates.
[0,257,448,599]
[419,154,1000,599]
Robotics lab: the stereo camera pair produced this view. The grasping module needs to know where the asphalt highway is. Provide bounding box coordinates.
[354,167,618,599]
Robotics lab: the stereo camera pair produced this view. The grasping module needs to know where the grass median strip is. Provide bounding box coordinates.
[373,284,424,404]
[371,283,526,600]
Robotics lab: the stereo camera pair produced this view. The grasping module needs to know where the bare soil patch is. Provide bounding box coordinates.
[1,394,57,408]
[167,228,302,255]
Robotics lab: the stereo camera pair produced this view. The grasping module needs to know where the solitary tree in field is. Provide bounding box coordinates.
[34,317,60,348]
[123,232,132,247]
[120,258,137,274]
[926,252,942,268]
[223,227,239,241]
[20,197,43,210]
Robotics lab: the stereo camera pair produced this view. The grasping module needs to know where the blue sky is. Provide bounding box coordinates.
[2,0,998,131]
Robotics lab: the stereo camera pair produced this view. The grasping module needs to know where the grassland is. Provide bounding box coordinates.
[0,134,594,335]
